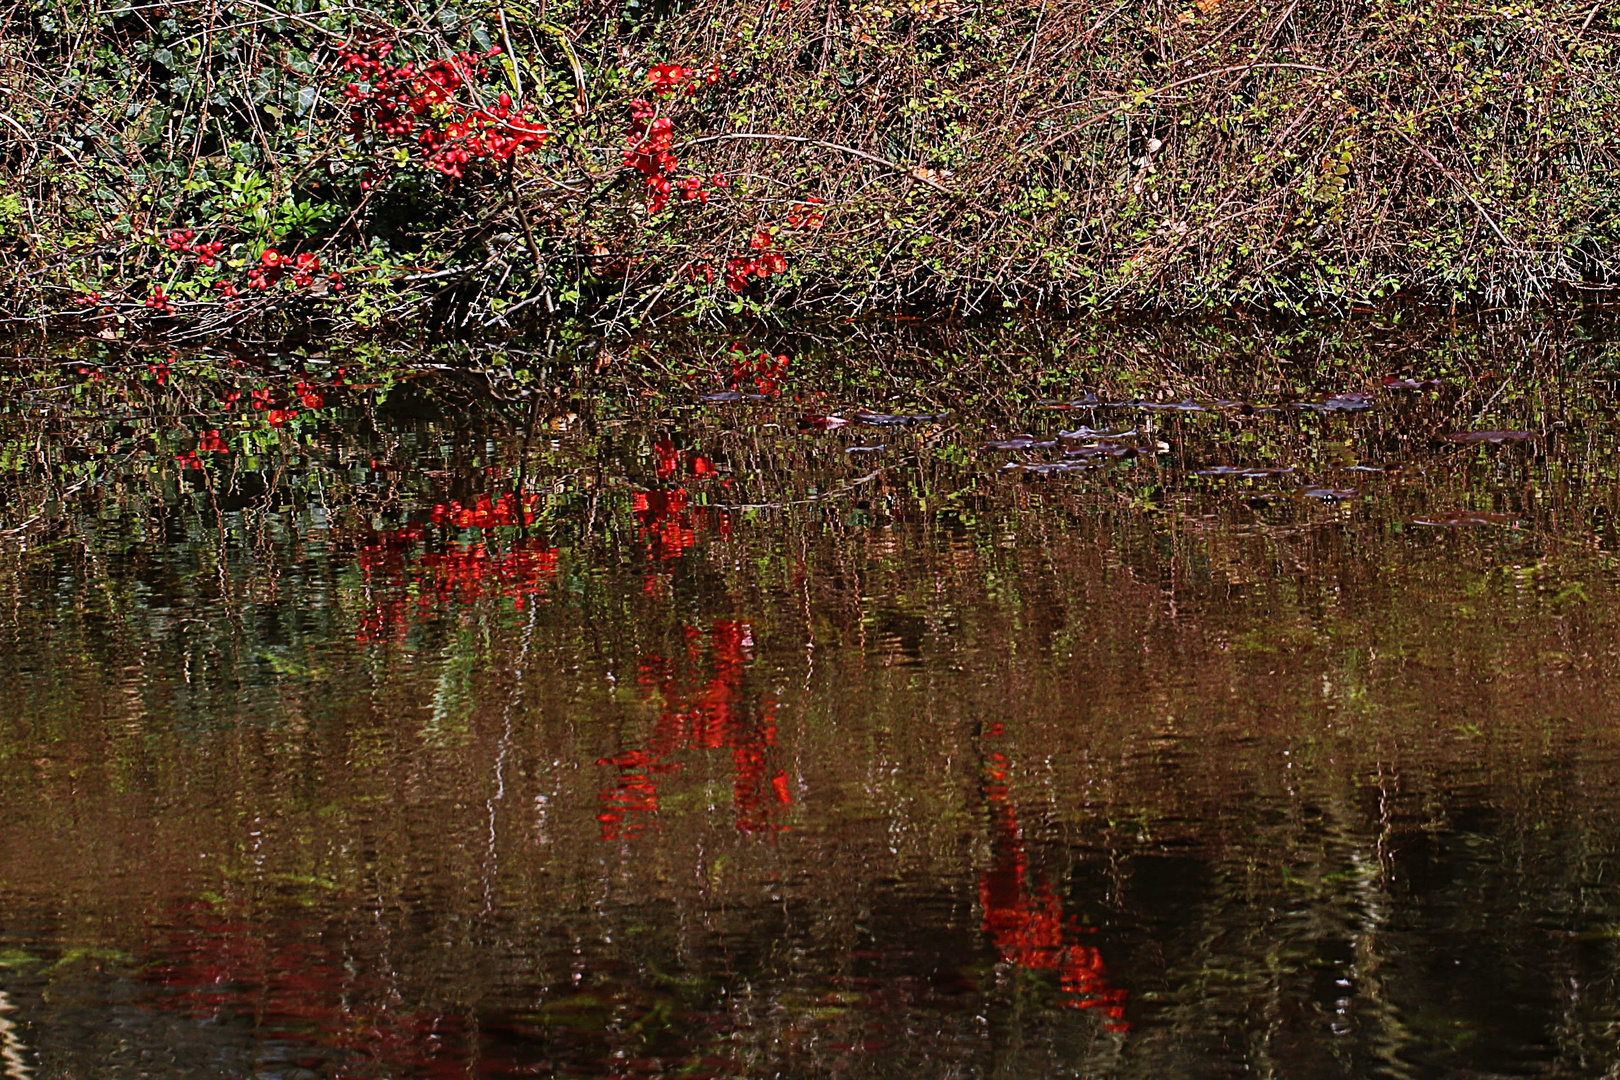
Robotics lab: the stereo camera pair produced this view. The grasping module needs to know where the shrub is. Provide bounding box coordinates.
[0,0,1616,336]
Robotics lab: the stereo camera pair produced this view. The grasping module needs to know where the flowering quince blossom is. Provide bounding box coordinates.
[338,43,548,179]
[786,197,826,229]
[623,65,734,214]
[195,429,229,453]
[146,287,174,313]
[716,228,789,291]
[624,103,680,214]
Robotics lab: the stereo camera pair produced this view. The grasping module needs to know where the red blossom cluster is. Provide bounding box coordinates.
[786,197,826,229]
[164,229,226,266]
[633,489,697,559]
[429,492,541,529]
[73,292,101,307]
[418,542,558,609]
[338,43,548,179]
[647,60,724,96]
[294,380,324,410]
[723,228,787,291]
[195,429,229,452]
[215,379,335,426]
[622,62,733,216]
[729,350,790,396]
[624,98,679,213]
[246,248,339,292]
[146,287,174,313]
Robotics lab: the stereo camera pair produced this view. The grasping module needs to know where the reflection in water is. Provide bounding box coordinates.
[5,323,1620,1077]
[0,990,31,1080]
[598,622,791,839]
[979,725,1129,1031]
[354,529,559,640]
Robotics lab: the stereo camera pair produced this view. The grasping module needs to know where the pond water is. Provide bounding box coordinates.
[3,321,1620,1079]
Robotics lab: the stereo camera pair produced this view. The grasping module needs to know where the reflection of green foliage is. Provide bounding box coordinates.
[3,324,1620,1076]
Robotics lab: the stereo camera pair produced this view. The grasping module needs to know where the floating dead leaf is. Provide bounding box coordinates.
[1058,427,1136,440]
[1195,465,1294,478]
[1296,393,1373,413]
[1040,393,1102,410]
[1412,509,1518,527]
[852,411,950,426]
[1001,460,1101,475]
[1381,375,1441,390]
[798,415,849,430]
[1064,441,1136,459]
[1444,430,1531,444]
[1130,399,1210,413]
[700,390,767,403]
[1301,486,1358,502]
[982,435,1056,450]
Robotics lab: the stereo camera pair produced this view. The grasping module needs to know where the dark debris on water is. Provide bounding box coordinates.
[1444,430,1532,444]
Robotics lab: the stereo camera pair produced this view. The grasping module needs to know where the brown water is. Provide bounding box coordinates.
[4,323,1620,1079]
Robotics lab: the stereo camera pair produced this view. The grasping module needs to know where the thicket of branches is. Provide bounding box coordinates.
[1,0,1617,337]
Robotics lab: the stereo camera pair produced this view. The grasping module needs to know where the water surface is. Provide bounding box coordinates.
[3,322,1620,1078]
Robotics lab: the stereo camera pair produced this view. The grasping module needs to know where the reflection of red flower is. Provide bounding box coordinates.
[729,350,790,396]
[654,438,680,479]
[597,622,791,838]
[429,492,539,529]
[143,899,501,1076]
[632,489,695,559]
[979,740,1129,1029]
[352,531,558,641]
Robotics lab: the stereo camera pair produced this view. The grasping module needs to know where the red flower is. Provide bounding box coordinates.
[648,63,695,95]
[260,248,283,267]
[787,197,826,229]
[146,287,174,313]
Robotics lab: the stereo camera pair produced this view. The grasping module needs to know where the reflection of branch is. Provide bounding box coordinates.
[714,466,889,511]
[0,987,34,1080]
[0,450,138,541]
